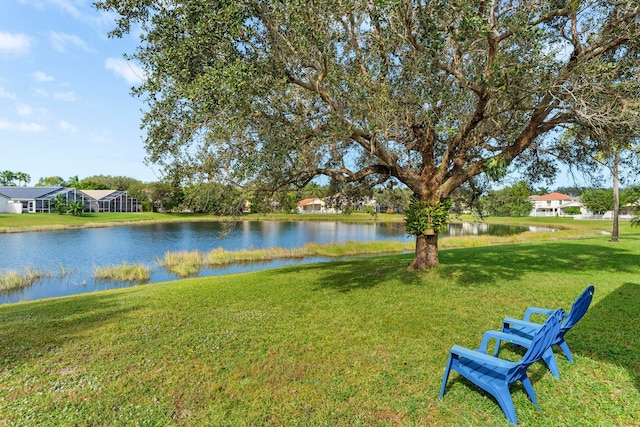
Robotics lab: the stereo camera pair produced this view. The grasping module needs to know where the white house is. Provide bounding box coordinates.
[0,192,10,213]
[296,197,326,213]
[0,186,76,213]
[0,187,141,213]
[529,192,585,217]
[602,201,639,220]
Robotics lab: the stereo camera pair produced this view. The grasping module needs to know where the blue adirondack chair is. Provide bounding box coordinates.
[495,286,594,378]
[440,308,564,425]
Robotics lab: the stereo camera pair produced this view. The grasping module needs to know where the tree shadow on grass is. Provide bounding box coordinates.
[435,241,638,286]
[259,253,419,293]
[272,240,639,293]
[569,281,640,392]
[0,294,143,370]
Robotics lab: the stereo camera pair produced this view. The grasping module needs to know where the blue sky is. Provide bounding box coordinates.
[0,0,161,185]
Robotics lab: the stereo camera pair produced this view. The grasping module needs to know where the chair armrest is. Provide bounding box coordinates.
[450,345,514,370]
[503,317,542,330]
[523,306,555,321]
[479,330,534,353]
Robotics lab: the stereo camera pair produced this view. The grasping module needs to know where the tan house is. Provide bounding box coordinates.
[296,198,326,213]
[529,192,584,217]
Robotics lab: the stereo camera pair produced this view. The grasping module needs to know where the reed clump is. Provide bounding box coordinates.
[93,263,151,283]
[158,241,414,277]
[0,267,53,291]
[159,250,204,277]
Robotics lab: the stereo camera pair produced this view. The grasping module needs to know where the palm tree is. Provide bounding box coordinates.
[15,172,31,187]
[67,175,81,188]
[67,201,85,216]
[52,194,67,215]
[1,170,16,186]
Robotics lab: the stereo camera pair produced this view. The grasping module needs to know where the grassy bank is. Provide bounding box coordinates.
[0,212,404,234]
[0,228,638,425]
[0,212,218,233]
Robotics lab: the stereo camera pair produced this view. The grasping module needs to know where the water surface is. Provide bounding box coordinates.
[0,220,537,304]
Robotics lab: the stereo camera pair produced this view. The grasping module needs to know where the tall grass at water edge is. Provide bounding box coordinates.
[158,241,416,277]
[0,267,53,291]
[93,263,151,283]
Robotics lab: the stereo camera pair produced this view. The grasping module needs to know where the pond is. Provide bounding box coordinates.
[0,220,542,304]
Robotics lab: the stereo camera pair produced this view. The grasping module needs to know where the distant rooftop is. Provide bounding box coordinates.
[530,192,574,201]
[79,190,118,200]
[0,186,66,199]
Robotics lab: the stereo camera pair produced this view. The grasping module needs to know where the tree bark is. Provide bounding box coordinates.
[611,150,620,242]
[411,234,439,269]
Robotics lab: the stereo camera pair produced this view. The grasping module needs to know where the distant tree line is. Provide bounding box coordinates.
[0,170,31,186]
[30,174,415,215]
[21,174,640,218]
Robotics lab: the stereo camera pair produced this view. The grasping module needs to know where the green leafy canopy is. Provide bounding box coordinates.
[96,0,640,267]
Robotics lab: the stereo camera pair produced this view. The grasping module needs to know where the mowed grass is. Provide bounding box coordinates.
[0,212,404,234]
[0,225,639,426]
[0,212,219,233]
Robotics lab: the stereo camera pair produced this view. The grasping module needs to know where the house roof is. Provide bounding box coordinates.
[530,192,574,201]
[297,197,325,206]
[0,186,66,200]
[79,190,119,201]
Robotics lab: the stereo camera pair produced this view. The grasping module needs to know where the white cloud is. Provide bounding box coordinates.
[23,0,116,31]
[0,118,45,133]
[0,87,17,100]
[31,71,55,82]
[0,32,31,56]
[105,57,146,85]
[54,91,78,102]
[15,102,49,118]
[48,31,92,53]
[49,0,83,19]
[16,103,34,116]
[59,120,78,133]
[89,131,108,143]
[33,88,50,98]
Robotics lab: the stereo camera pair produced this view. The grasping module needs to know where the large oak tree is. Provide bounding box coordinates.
[96,0,640,268]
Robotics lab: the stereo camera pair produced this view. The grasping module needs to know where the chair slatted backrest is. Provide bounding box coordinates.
[508,308,564,381]
[562,285,595,331]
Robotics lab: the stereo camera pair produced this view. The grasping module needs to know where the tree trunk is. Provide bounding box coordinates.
[611,150,620,242]
[411,234,439,269]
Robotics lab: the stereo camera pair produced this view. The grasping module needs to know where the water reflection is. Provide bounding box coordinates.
[0,220,539,304]
[446,222,535,237]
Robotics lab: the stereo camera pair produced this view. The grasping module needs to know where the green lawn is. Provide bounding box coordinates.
[0,212,404,234]
[0,212,217,233]
[0,222,638,425]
